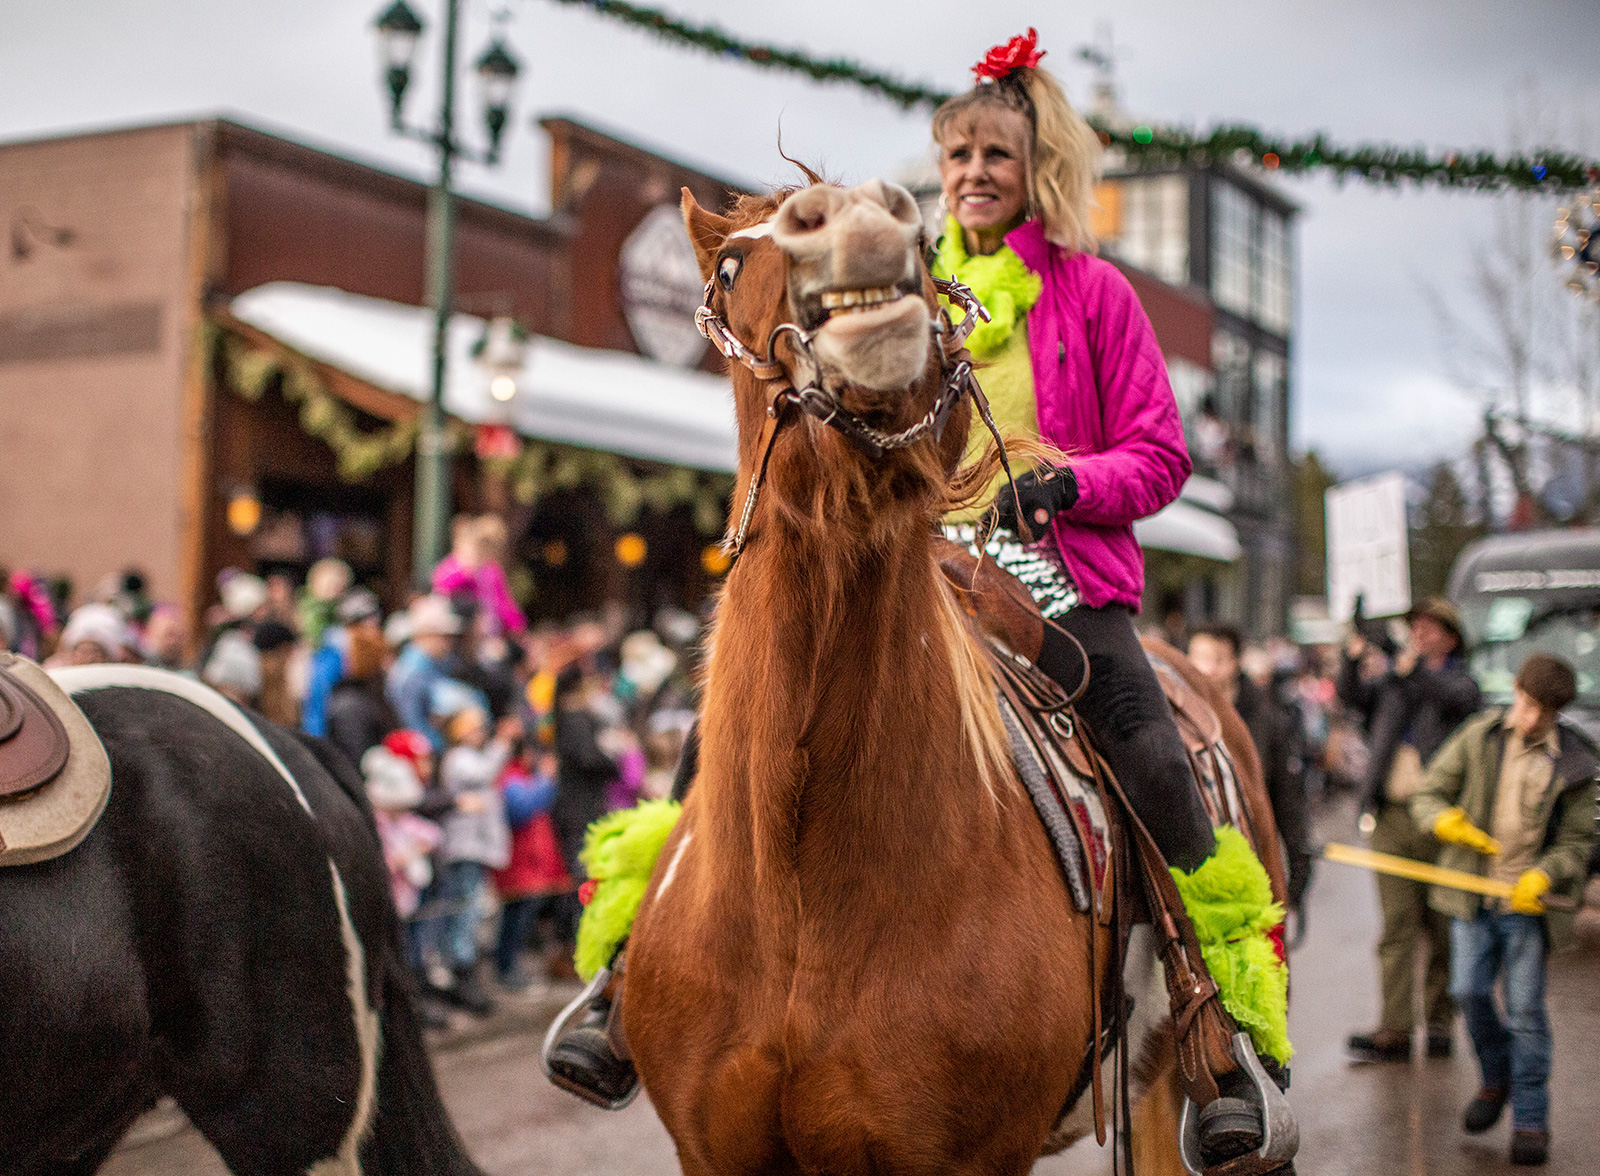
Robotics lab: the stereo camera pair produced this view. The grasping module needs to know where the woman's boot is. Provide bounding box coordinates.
[543,798,682,1104]
[1170,824,1295,1172]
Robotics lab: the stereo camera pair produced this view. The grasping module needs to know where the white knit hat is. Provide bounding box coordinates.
[360,745,425,810]
[59,603,131,658]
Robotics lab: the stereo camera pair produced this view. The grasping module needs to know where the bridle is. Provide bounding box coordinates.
[696,266,1021,558]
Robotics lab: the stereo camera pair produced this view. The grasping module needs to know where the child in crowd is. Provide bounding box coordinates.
[361,739,441,926]
[493,747,570,990]
[434,687,517,1016]
[1411,653,1598,1167]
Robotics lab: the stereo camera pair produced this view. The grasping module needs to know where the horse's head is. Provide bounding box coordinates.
[684,179,979,550]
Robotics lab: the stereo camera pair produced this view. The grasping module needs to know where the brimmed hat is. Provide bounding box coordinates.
[337,587,382,626]
[1407,597,1465,646]
[219,572,269,620]
[407,594,462,637]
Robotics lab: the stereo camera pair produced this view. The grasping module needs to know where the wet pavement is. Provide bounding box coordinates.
[104,798,1599,1175]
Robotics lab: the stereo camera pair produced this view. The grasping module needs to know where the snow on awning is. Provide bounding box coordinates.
[228,282,738,473]
[1134,476,1241,563]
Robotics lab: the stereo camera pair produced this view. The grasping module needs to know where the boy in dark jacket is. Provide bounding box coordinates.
[1410,653,1598,1167]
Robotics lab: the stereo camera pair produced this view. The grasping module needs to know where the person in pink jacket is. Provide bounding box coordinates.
[933,32,1296,1173]
[432,514,528,637]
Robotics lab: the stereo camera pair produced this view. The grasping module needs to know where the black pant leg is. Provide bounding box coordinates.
[1047,604,1217,872]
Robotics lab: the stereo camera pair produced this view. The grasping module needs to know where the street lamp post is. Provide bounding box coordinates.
[372,1,520,587]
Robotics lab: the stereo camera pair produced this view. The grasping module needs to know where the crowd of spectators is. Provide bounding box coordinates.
[0,514,700,1025]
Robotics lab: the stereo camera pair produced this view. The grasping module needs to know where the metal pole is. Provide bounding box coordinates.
[412,0,460,588]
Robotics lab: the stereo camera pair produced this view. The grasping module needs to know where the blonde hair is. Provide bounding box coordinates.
[932,67,1103,254]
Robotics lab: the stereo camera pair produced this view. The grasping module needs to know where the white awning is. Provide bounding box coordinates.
[229,282,738,472]
[1134,478,1242,563]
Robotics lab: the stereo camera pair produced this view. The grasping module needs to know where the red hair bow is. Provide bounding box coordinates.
[973,28,1045,81]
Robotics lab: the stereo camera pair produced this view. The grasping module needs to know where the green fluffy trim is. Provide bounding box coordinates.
[573,800,682,981]
[931,214,1042,360]
[1170,825,1292,1064]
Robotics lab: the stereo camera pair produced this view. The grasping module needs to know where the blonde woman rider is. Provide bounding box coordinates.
[931,30,1296,1172]
[553,33,1297,1173]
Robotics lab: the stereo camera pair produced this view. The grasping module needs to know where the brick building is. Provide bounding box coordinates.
[0,116,748,629]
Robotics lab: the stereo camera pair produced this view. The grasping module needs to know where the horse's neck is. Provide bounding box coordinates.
[700,516,988,893]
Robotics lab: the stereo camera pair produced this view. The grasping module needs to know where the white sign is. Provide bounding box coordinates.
[1326,472,1411,621]
[619,204,707,368]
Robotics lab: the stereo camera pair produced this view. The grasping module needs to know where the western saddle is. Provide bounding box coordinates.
[0,653,112,867]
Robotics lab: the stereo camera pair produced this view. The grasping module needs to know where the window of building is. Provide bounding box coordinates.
[1257,210,1292,335]
[1210,181,1256,319]
[1167,356,1209,420]
[1252,350,1286,466]
[1211,329,1251,422]
[1112,174,1189,286]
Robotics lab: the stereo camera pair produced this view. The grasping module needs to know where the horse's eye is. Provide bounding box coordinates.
[717,255,741,292]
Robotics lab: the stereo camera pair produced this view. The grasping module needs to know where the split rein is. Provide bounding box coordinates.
[696,272,1024,559]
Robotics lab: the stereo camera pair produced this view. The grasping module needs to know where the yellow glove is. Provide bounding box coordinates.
[1433,807,1501,856]
[1510,869,1551,915]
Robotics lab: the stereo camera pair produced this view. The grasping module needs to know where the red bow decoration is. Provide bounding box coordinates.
[973,28,1045,82]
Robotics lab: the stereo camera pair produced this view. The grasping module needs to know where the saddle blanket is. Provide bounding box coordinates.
[995,689,1111,916]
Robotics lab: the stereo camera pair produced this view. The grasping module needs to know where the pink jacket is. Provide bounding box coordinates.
[432,554,528,636]
[1006,221,1192,610]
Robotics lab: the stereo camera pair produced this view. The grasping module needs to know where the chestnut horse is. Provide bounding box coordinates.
[622,179,1280,1175]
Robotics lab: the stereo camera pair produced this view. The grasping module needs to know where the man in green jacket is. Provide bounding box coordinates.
[1410,653,1598,1168]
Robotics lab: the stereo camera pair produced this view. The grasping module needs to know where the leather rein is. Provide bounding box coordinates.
[696,271,1021,558]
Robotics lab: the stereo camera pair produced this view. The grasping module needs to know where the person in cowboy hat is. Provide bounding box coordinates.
[386,595,464,752]
[1339,596,1481,1063]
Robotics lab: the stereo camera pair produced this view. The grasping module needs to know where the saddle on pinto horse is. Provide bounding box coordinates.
[0,653,112,867]
[936,539,1295,1176]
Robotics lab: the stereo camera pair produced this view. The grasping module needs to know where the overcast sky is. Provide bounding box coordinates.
[6,1,1597,476]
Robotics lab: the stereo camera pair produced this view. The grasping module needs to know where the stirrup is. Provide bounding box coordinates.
[540,966,641,1110]
[1178,1032,1298,1176]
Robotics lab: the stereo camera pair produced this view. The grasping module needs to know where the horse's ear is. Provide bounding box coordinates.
[682,187,731,282]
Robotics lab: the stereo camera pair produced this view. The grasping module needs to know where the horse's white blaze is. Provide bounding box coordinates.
[49,664,381,1173]
[50,664,313,813]
[656,830,693,901]
[307,861,381,1176]
[727,219,773,240]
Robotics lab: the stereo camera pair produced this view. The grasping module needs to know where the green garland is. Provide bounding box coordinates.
[492,442,732,536]
[214,324,441,481]
[214,320,734,533]
[548,0,1600,192]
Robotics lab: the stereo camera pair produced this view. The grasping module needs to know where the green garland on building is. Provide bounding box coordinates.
[547,0,1600,192]
[212,320,732,534]
[492,443,732,536]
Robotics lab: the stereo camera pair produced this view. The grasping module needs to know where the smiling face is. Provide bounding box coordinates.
[938,106,1031,253]
[685,181,938,401]
[681,181,967,529]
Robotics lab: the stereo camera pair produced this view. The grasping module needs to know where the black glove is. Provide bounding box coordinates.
[991,463,1079,539]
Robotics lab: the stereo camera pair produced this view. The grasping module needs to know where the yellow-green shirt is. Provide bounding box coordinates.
[946,322,1039,522]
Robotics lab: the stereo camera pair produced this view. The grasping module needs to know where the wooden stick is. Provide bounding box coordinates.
[1322,842,1577,911]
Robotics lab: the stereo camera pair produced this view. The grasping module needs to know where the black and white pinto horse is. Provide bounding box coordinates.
[0,665,481,1176]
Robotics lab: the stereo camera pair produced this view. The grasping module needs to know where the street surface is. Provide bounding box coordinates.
[105,800,1599,1175]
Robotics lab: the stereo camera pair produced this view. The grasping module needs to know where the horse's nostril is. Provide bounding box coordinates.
[777,187,833,237]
